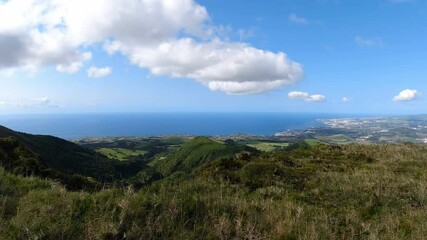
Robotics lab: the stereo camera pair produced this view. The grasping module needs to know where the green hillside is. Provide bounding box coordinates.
[2,142,427,239]
[0,136,100,191]
[96,148,148,161]
[150,137,257,176]
[1,126,427,239]
[0,126,120,180]
[0,136,47,176]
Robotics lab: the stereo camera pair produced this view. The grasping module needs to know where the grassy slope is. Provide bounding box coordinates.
[303,138,327,146]
[0,136,101,191]
[96,148,148,161]
[2,136,427,238]
[150,137,257,176]
[0,125,117,179]
[0,136,48,176]
[247,142,290,152]
[316,134,353,144]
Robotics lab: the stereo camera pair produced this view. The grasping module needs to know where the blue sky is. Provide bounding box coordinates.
[0,0,426,114]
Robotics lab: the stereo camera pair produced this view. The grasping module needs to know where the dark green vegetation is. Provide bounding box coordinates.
[0,126,127,180]
[0,136,99,191]
[150,137,257,176]
[0,126,156,183]
[1,125,427,239]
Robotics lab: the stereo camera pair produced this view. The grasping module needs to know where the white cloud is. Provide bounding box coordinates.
[110,39,302,95]
[288,91,326,102]
[87,66,112,78]
[57,52,92,73]
[342,97,351,103]
[393,89,419,102]
[355,36,383,47]
[0,0,303,94]
[288,91,310,100]
[288,13,309,25]
[306,94,326,102]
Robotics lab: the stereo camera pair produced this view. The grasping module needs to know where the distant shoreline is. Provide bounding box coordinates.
[0,112,350,140]
[1,113,424,143]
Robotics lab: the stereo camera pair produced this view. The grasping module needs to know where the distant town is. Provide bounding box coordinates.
[275,115,427,144]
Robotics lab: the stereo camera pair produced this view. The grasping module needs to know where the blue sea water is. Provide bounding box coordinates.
[0,113,348,140]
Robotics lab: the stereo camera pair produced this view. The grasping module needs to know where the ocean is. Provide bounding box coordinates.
[0,113,348,140]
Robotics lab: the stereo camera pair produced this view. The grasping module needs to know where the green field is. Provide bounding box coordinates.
[247,141,290,151]
[303,138,327,146]
[96,148,148,161]
[316,134,353,144]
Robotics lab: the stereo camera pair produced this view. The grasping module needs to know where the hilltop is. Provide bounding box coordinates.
[150,137,258,176]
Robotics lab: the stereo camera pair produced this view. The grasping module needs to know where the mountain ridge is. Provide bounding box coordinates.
[0,125,117,180]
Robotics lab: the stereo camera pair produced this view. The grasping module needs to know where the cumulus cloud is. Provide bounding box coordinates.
[288,91,326,102]
[87,66,112,78]
[57,52,92,73]
[393,89,419,102]
[355,36,383,47]
[0,0,303,94]
[108,39,302,94]
[0,0,94,73]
